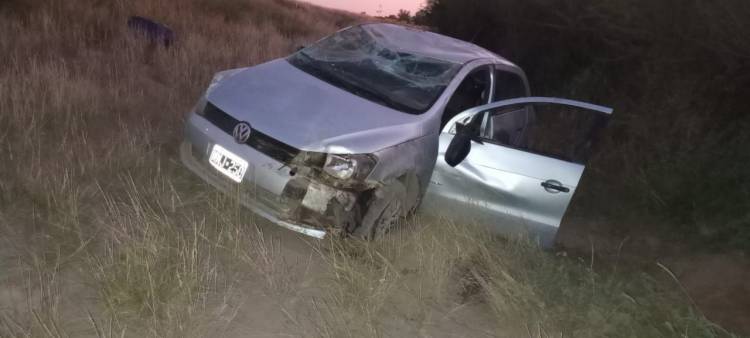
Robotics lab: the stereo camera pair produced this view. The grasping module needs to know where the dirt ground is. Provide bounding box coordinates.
[665,253,750,335]
[558,217,750,335]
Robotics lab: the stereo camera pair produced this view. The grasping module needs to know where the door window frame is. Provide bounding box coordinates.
[440,64,494,129]
[441,97,614,164]
[478,64,531,140]
[490,64,531,102]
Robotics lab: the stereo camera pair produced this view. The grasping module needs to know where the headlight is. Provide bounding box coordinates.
[323,154,376,180]
[194,68,245,116]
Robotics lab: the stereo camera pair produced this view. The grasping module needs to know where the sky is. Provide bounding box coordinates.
[303,0,425,16]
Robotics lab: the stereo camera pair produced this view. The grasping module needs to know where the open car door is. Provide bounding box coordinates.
[422,97,614,247]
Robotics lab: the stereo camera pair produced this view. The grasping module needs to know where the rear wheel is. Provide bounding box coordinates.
[353,182,406,240]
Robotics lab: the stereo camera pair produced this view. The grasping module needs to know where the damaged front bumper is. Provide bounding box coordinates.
[180,114,367,238]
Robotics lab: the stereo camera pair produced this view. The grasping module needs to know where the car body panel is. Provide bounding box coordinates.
[207,59,425,154]
[424,97,613,247]
[360,23,507,64]
[181,23,612,245]
[423,133,583,246]
[181,113,326,238]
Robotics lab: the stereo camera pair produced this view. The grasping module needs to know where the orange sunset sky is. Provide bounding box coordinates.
[303,0,425,16]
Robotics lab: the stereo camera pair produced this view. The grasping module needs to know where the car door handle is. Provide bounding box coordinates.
[541,180,570,193]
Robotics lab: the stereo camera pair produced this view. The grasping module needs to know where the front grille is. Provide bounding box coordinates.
[202,102,300,164]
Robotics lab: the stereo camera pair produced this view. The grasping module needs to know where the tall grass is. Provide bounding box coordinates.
[308,219,733,337]
[0,0,357,336]
[0,0,738,337]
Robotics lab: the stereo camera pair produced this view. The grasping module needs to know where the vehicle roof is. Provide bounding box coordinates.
[359,23,517,66]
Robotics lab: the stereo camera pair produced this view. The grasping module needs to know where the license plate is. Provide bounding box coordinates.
[208,144,248,183]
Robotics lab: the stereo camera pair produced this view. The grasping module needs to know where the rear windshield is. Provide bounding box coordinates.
[288,26,461,114]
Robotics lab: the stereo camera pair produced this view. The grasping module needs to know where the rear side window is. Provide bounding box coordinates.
[493,70,527,101]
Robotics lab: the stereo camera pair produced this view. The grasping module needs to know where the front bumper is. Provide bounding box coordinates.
[180,113,360,238]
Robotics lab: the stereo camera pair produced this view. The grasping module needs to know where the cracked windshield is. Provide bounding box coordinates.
[289,25,461,113]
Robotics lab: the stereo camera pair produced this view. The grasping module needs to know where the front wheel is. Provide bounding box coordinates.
[353,181,406,240]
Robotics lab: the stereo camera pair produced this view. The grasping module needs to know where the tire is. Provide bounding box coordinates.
[353,181,406,240]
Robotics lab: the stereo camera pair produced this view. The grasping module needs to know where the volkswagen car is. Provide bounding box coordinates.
[180,23,613,246]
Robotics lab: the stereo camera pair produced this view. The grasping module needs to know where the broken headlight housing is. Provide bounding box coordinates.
[323,154,376,181]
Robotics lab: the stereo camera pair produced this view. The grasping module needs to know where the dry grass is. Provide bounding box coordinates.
[0,0,357,336]
[307,219,735,337]
[0,0,737,337]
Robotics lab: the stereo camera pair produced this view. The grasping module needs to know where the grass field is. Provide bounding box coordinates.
[0,0,740,337]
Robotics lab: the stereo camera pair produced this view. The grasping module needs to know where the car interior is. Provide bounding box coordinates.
[441,67,491,128]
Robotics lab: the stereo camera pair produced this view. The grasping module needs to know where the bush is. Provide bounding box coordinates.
[417,0,750,251]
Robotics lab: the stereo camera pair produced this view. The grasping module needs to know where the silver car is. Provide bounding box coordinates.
[180,23,613,246]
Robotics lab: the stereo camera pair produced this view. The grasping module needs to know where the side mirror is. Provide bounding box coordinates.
[445,123,473,167]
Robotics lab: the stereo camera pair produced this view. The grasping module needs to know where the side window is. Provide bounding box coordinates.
[480,104,608,164]
[478,68,530,146]
[442,67,491,128]
[492,69,527,101]
[480,106,530,148]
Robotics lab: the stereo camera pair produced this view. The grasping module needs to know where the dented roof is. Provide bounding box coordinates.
[359,23,514,65]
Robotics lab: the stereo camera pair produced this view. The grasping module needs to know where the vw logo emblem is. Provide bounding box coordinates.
[232,122,252,144]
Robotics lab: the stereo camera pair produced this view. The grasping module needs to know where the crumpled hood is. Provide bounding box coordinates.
[206,59,428,154]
